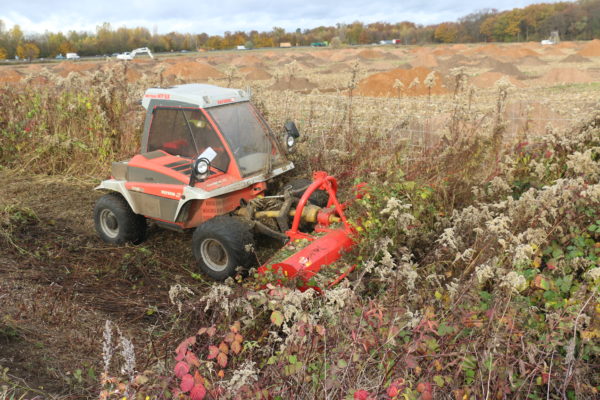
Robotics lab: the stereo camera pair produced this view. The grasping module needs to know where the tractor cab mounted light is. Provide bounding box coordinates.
[284,120,300,152]
[191,147,217,184]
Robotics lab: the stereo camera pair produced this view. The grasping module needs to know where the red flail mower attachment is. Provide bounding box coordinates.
[258,171,358,290]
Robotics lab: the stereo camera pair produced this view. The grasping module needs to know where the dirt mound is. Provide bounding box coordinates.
[241,67,272,80]
[268,76,317,91]
[163,61,224,80]
[54,61,99,77]
[432,47,455,57]
[577,39,600,57]
[490,61,527,79]
[321,63,353,73]
[500,47,540,59]
[519,56,547,66]
[556,41,577,49]
[230,55,264,67]
[470,72,526,88]
[0,68,23,83]
[357,49,385,60]
[124,67,143,83]
[541,68,595,84]
[561,54,592,63]
[355,66,447,97]
[442,54,476,68]
[541,46,566,56]
[411,52,438,68]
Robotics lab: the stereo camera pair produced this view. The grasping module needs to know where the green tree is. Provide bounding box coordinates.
[434,22,459,42]
[16,42,40,61]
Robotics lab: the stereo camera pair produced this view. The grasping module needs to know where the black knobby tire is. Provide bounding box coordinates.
[192,215,256,281]
[94,192,147,245]
[287,178,329,208]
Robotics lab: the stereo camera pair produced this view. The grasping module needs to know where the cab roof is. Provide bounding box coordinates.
[141,84,251,110]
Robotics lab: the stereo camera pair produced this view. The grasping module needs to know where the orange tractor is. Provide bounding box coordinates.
[94,84,355,285]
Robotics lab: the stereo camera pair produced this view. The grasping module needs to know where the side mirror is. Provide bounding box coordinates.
[190,147,217,185]
[283,120,300,152]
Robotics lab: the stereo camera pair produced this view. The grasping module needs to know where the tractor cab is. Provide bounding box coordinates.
[139,84,292,183]
[97,84,296,230]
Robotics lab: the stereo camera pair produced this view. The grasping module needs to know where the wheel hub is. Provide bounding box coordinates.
[99,209,119,238]
[200,239,228,271]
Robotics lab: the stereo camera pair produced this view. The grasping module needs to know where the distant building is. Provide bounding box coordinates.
[279,42,292,48]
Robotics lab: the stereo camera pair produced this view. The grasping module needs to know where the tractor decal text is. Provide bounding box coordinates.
[145,93,171,100]
[217,98,234,104]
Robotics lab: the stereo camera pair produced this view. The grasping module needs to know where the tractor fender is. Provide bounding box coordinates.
[94,179,141,215]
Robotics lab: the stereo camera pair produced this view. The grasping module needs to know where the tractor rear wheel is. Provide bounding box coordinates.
[192,215,255,281]
[287,178,329,208]
[94,193,147,245]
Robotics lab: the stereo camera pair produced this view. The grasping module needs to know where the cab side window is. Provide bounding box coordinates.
[147,108,196,158]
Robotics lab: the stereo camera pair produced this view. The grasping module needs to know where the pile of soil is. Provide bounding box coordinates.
[577,39,600,57]
[268,76,317,91]
[411,52,438,68]
[355,66,447,97]
[519,56,547,66]
[541,46,566,56]
[54,61,99,77]
[0,68,23,83]
[321,62,353,73]
[540,68,595,84]
[557,41,577,49]
[230,55,264,67]
[357,49,385,60]
[441,54,475,68]
[500,47,540,59]
[432,47,455,57]
[163,61,224,80]
[490,61,527,79]
[470,72,526,88]
[561,54,592,63]
[124,67,143,83]
[241,67,272,80]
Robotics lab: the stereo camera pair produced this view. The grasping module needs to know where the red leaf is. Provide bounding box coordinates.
[405,355,418,369]
[180,374,194,393]
[186,351,201,367]
[190,384,207,400]
[231,340,242,355]
[174,361,190,379]
[230,321,240,333]
[175,336,196,357]
[194,371,204,385]
[217,352,228,368]
[219,342,229,355]
[206,326,216,337]
[224,332,235,343]
[207,345,219,360]
[234,333,243,343]
[353,389,372,400]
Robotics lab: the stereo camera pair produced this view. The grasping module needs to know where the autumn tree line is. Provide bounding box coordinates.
[1,0,599,60]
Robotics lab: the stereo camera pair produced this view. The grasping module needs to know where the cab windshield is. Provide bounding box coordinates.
[207,102,285,177]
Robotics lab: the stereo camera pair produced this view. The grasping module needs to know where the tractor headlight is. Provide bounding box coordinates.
[286,134,295,148]
[195,158,210,175]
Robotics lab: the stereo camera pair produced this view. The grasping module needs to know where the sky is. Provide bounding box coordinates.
[0,0,569,36]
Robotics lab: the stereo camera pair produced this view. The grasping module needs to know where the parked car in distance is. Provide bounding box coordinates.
[66,53,80,60]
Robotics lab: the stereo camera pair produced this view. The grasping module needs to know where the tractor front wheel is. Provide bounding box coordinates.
[94,193,147,245]
[192,216,255,281]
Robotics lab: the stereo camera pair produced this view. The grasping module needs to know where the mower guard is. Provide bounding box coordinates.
[258,171,356,289]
